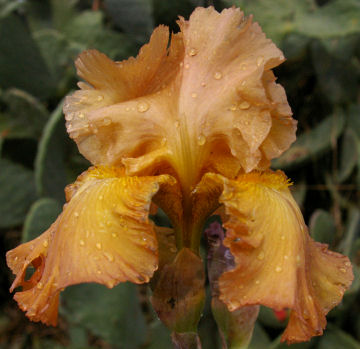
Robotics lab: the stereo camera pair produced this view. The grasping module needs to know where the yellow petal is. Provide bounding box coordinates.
[64,7,296,193]
[6,166,175,325]
[203,170,353,344]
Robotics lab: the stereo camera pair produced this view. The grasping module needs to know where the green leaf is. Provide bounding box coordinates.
[146,320,173,349]
[33,29,72,85]
[35,101,68,203]
[61,283,147,349]
[0,158,37,228]
[318,326,360,349]
[0,14,54,98]
[272,112,345,169]
[340,207,360,259]
[248,323,271,349]
[22,197,62,243]
[337,129,358,182]
[296,0,360,39]
[62,10,134,60]
[104,0,153,42]
[311,40,357,103]
[0,88,49,139]
[309,209,336,245]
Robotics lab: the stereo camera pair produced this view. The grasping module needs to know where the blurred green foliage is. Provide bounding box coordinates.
[0,0,359,348]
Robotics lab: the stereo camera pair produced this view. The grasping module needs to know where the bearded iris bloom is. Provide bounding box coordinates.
[6,6,353,345]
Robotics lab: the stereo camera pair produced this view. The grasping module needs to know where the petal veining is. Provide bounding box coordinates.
[6,166,175,325]
[203,171,353,344]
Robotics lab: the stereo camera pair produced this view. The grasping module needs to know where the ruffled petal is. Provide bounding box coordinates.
[64,7,295,189]
[203,170,353,344]
[6,166,175,325]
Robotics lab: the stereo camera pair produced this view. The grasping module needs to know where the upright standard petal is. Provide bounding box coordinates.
[203,171,353,344]
[64,7,296,190]
[6,166,175,325]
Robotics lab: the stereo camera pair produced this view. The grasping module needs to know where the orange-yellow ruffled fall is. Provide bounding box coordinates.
[6,6,353,345]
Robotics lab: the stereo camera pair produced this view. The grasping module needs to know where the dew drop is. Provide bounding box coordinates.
[99,195,103,200]
[340,267,347,273]
[240,63,247,70]
[96,243,102,250]
[345,261,351,267]
[257,250,265,260]
[97,95,104,101]
[125,107,130,112]
[239,101,250,110]
[191,92,197,98]
[255,280,260,285]
[198,134,206,146]
[256,56,264,66]
[78,112,85,119]
[229,104,237,111]
[112,233,118,238]
[170,247,177,253]
[43,240,49,248]
[97,270,102,274]
[284,255,289,260]
[137,102,150,113]
[188,48,197,56]
[74,211,79,218]
[37,282,44,290]
[103,118,111,126]
[174,120,180,128]
[280,235,285,241]
[92,126,98,134]
[161,137,167,146]
[104,252,114,262]
[201,82,206,87]
[275,266,282,273]
[213,71,222,80]
[185,63,190,69]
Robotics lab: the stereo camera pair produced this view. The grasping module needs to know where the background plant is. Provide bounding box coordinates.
[0,0,359,348]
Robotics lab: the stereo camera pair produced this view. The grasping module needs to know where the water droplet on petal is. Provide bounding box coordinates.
[213,71,222,80]
[255,280,260,285]
[239,101,250,110]
[229,104,237,111]
[198,134,206,146]
[185,63,190,69]
[257,250,265,260]
[96,243,102,250]
[256,56,264,66]
[137,102,150,113]
[201,82,206,87]
[103,118,111,126]
[97,270,102,274]
[174,120,180,128]
[99,195,103,200]
[275,266,282,273]
[340,267,347,273]
[125,107,130,112]
[112,233,118,238]
[104,252,114,262]
[284,255,289,260]
[79,240,85,246]
[188,48,197,56]
[43,240,48,248]
[74,211,79,218]
[37,282,44,289]
[161,137,167,146]
[191,92,197,98]
[78,113,85,119]
[280,235,285,240]
[97,95,104,101]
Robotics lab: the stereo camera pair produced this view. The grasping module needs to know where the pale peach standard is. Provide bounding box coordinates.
[6,6,353,344]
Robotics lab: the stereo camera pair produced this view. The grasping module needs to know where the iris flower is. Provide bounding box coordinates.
[6,7,353,345]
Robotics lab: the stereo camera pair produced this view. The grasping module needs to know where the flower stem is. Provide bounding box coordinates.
[171,332,202,349]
